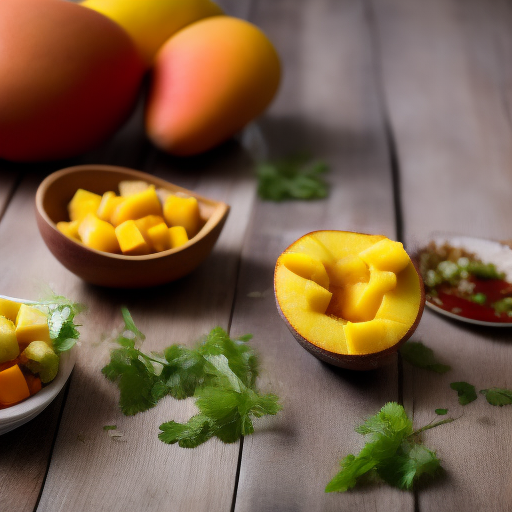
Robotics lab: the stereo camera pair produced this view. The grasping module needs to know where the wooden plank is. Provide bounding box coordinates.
[231,0,412,510]
[372,0,512,510]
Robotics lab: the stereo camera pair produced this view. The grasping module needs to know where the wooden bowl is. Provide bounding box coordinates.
[35,165,230,288]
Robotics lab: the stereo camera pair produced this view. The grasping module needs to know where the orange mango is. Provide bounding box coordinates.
[0,364,30,406]
[145,16,280,156]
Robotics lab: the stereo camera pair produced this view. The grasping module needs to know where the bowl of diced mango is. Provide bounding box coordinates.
[35,165,230,288]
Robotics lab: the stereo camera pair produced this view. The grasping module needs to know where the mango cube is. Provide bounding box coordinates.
[97,191,125,222]
[147,222,171,252]
[118,180,150,197]
[115,220,150,255]
[0,364,30,405]
[359,239,410,274]
[57,220,81,241]
[344,319,408,355]
[305,281,332,313]
[111,186,162,226]
[15,304,51,348]
[163,194,201,237]
[0,298,21,323]
[0,316,19,364]
[331,255,370,286]
[134,215,166,246]
[169,226,189,249]
[68,189,102,222]
[21,340,59,384]
[280,252,330,289]
[78,214,120,253]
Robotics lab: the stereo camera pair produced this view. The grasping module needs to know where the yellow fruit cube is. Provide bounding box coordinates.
[21,340,59,383]
[163,194,201,237]
[78,213,120,253]
[56,220,81,241]
[0,365,30,405]
[15,304,51,349]
[115,220,150,255]
[68,189,102,222]
[169,226,189,249]
[344,319,408,355]
[305,281,332,313]
[331,255,370,286]
[118,180,150,197]
[0,316,19,364]
[147,222,171,252]
[134,215,166,246]
[0,298,21,323]
[359,239,410,274]
[279,252,330,289]
[96,191,124,222]
[111,186,163,226]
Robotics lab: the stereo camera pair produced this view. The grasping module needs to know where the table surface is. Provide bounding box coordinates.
[2,0,512,511]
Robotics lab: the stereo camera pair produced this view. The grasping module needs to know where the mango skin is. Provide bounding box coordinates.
[81,0,223,64]
[145,16,281,156]
[0,0,146,162]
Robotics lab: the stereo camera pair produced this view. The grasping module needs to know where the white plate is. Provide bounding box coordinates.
[418,234,512,327]
[0,349,76,435]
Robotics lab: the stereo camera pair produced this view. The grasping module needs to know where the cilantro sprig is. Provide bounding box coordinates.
[102,308,281,447]
[326,402,453,492]
[256,154,329,201]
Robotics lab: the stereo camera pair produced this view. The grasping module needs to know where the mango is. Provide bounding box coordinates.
[147,223,172,252]
[0,316,19,365]
[0,365,30,406]
[145,16,280,156]
[163,195,201,238]
[81,0,223,64]
[15,305,52,349]
[68,189,103,222]
[21,341,59,384]
[115,220,151,255]
[0,0,145,162]
[57,220,81,241]
[78,214,120,253]
[111,186,163,227]
[97,192,125,222]
[168,226,189,249]
[0,298,22,323]
[274,231,423,357]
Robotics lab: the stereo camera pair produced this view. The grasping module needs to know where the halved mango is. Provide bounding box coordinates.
[274,231,424,364]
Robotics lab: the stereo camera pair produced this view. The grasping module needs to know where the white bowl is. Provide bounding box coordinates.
[0,349,76,435]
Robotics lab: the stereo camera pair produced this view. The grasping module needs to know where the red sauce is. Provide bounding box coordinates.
[428,277,512,323]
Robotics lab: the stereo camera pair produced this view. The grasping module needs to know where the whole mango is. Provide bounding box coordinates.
[0,0,146,163]
[145,16,281,157]
[81,0,223,64]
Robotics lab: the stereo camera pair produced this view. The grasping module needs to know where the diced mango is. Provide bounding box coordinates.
[344,319,409,355]
[78,214,120,253]
[305,280,332,313]
[15,304,51,349]
[168,225,189,249]
[280,252,330,289]
[0,316,19,364]
[56,220,81,241]
[25,373,42,396]
[68,189,102,222]
[115,220,151,255]
[111,186,163,226]
[21,340,59,384]
[147,222,171,252]
[96,191,125,223]
[0,364,30,405]
[163,194,201,237]
[359,238,410,274]
[134,215,166,246]
[341,270,397,322]
[331,255,370,286]
[118,180,150,197]
[0,298,21,323]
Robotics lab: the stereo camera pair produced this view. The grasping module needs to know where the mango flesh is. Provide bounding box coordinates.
[274,231,423,356]
[145,16,280,156]
[81,0,223,64]
[0,0,145,162]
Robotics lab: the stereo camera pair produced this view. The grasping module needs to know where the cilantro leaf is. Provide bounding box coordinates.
[399,341,451,374]
[435,408,448,415]
[450,382,477,405]
[256,154,329,201]
[480,387,512,406]
[326,402,448,493]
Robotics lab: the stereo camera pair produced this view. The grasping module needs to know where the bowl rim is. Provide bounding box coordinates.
[35,164,230,261]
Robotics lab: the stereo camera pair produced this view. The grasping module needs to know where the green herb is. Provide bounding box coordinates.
[450,382,477,405]
[325,402,452,492]
[102,308,281,447]
[435,409,448,415]
[466,261,504,280]
[492,297,512,315]
[103,425,117,431]
[32,293,84,353]
[399,341,451,374]
[470,293,486,305]
[256,154,329,201]
[480,387,512,406]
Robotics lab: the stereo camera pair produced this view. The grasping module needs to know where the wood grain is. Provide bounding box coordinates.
[231,0,411,510]
[372,0,512,510]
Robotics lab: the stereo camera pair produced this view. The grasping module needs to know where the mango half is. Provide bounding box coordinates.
[274,231,425,370]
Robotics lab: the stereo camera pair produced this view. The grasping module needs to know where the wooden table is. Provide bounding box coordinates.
[2,0,512,510]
